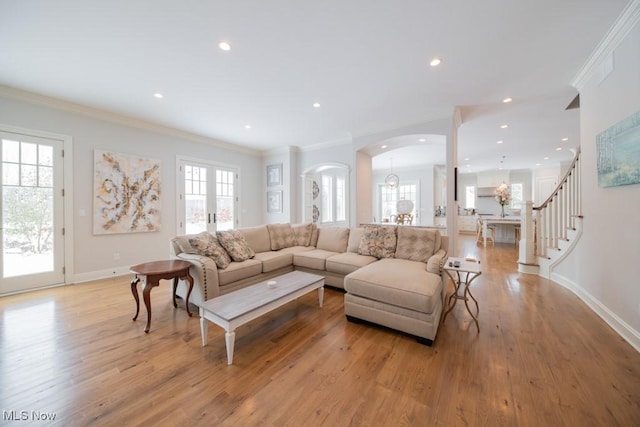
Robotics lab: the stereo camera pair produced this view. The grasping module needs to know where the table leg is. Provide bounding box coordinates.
[463,286,480,333]
[441,271,459,324]
[131,276,140,321]
[182,271,194,317]
[225,331,236,365]
[142,278,157,333]
[318,286,324,308]
[200,308,208,346]
[172,277,178,308]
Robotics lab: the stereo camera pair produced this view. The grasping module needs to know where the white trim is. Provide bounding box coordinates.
[551,272,640,353]
[298,136,352,152]
[0,85,261,156]
[72,267,131,284]
[571,0,640,90]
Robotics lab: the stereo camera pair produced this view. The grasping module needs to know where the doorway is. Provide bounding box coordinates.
[177,158,239,234]
[1,131,66,293]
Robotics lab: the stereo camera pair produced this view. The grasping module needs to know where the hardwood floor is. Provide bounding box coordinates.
[1,236,639,426]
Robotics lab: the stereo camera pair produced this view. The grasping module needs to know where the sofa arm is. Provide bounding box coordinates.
[175,253,221,304]
[426,248,447,275]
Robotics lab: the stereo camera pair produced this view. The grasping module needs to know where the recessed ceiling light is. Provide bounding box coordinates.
[561,137,569,141]
[418,138,426,142]
[381,145,388,149]
[503,97,513,103]
[244,124,251,129]
[500,124,508,129]
[543,156,549,160]
[499,167,504,170]
[496,140,504,144]
[153,93,164,99]
[466,164,471,168]
[313,102,321,108]
[430,58,441,67]
[536,163,541,166]
[218,41,231,51]
[556,147,562,151]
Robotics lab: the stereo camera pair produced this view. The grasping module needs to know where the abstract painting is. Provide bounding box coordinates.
[94,150,161,234]
[597,111,640,187]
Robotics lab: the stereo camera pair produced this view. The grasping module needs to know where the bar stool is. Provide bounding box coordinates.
[475,215,495,246]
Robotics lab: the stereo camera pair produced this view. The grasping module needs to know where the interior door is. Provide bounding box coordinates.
[1,132,65,294]
[177,159,237,235]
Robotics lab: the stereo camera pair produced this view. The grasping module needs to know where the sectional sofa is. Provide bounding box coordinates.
[170,223,448,344]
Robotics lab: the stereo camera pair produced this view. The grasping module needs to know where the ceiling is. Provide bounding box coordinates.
[0,1,629,172]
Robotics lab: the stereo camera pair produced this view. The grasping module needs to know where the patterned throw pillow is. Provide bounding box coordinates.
[357,225,397,259]
[188,232,232,269]
[216,230,256,262]
[267,223,296,250]
[291,223,313,246]
[394,227,440,263]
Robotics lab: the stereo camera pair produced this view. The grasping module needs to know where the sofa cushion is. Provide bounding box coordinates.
[316,227,350,253]
[325,252,378,275]
[267,223,295,250]
[173,234,198,255]
[357,225,397,259]
[395,227,441,263]
[277,245,316,255]
[188,232,232,269]
[237,225,271,253]
[293,249,339,270]
[310,224,319,247]
[253,251,294,273]
[217,230,256,262]
[292,223,313,246]
[344,258,442,314]
[218,259,263,285]
[347,228,365,253]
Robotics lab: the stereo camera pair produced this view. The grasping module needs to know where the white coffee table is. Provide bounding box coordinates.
[199,271,325,364]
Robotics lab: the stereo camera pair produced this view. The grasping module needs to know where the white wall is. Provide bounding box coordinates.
[0,93,262,282]
[554,19,640,344]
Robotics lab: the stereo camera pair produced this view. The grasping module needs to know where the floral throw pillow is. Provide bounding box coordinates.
[188,232,232,269]
[357,225,397,259]
[216,230,256,262]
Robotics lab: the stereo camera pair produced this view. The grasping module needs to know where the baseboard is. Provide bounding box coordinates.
[551,272,640,353]
[70,266,131,284]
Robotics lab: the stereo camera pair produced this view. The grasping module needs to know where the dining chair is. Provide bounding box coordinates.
[475,215,495,246]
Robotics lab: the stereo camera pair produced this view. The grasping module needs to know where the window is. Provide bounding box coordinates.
[336,176,346,222]
[379,182,418,220]
[465,186,476,209]
[510,182,523,209]
[321,174,333,223]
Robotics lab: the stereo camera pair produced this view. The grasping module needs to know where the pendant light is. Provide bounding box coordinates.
[385,157,399,188]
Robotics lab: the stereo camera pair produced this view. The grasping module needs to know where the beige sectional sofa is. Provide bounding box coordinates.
[170,223,448,344]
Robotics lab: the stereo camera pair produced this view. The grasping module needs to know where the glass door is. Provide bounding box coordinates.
[1,132,64,293]
[178,159,237,235]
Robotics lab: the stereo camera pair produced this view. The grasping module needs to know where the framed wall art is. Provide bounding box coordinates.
[596,111,640,188]
[267,190,282,213]
[93,150,161,234]
[267,163,282,187]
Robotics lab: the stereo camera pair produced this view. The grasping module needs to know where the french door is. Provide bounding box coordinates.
[177,158,238,234]
[1,131,65,294]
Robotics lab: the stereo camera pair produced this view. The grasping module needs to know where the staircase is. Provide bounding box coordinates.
[518,147,583,277]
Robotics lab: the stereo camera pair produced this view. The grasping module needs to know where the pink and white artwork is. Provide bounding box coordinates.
[93,150,161,234]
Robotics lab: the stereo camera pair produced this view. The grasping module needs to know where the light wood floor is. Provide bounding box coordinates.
[1,236,639,426]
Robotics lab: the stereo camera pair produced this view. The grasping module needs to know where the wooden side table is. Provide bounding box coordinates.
[442,257,482,332]
[130,260,194,333]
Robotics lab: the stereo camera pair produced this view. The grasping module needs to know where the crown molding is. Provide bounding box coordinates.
[571,0,640,90]
[0,85,262,156]
[262,145,300,156]
[298,135,353,152]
